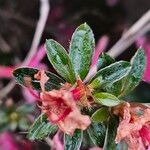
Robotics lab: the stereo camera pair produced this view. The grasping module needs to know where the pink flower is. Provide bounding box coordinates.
[71,79,92,107]
[0,45,46,103]
[0,66,14,78]
[113,102,150,150]
[34,70,91,135]
[91,35,109,68]
[140,125,150,146]
[0,45,46,79]
[28,45,47,69]
[0,132,33,150]
[0,132,19,150]
[22,88,39,103]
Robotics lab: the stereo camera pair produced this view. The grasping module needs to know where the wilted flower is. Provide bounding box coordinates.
[34,70,91,135]
[113,102,150,150]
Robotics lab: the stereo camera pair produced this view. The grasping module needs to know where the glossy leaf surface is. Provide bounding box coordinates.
[69,23,95,80]
[103,115,119,150]
[97,53,115,70]
[91,107,109,122]
[46,39,76,83]
[28,114,58,140]
[13,67,64,91]
[87,122,106,147]
[90,61,131,89]
[119,48,146,97]
[93,92,121,107]
[64,130,83,150]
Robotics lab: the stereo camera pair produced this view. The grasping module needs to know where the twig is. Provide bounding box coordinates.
[0,0,50,99]
[0,80,16,99]
[45,137,54,148]
[0,8,53,34]
[23,0,50,65]
[107,10,150,58]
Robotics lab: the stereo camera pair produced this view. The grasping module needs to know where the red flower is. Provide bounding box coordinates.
[34,71,91,135]
[113,102,150,150]
[140,125,150,146]
[71,79,92,107]
[0,132,19,150]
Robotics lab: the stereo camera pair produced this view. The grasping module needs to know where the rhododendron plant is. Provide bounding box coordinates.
[13,23,150,150]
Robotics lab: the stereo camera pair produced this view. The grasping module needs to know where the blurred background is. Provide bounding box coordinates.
[0,0,150,149]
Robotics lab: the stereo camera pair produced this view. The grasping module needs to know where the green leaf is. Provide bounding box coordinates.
[13,67,64,91]
[87,122,106,147]
[102,77,127,97]
[82,131,95,148]
[97,53,115,70]
[69,23,95,80]
[91,107,109,122]
[19,118,30,130]
[64,130,83,150]
[93,92,121,107]
[119,48,146,97]
[103,115,119,150]
[89,61,131,89]
[28,114,58,140]
[46,39,76,83]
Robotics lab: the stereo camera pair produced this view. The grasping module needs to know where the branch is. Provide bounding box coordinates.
[23,0,50,65]
[107,10,150,58]
[45,137,54,148]
[0,0,50,99]
[0,8,53,34]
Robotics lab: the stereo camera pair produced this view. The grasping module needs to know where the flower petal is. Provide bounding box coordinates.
[35,71,91,135]
[114,102,150,145]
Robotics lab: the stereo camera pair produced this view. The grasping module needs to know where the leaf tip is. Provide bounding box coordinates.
[77,22,91,30]
[12,68,20,78]
[46,38,53,44]
[83,22,88,26]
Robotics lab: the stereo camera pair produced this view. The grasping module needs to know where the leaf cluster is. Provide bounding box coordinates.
[13,23,146,149]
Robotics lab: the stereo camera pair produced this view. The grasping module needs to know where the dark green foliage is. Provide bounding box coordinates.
[64,130,83,150]
[87,122,106,147]
[90,61,131,90]
[119,48,146,97]
[69,23,95,80]
[97,53,115,70]
[91,107,109,122]
[12,22,146,149]
[46,39,76,83]
[13,67,64,91]
[28,114,58,140]
[103,115,119,150]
